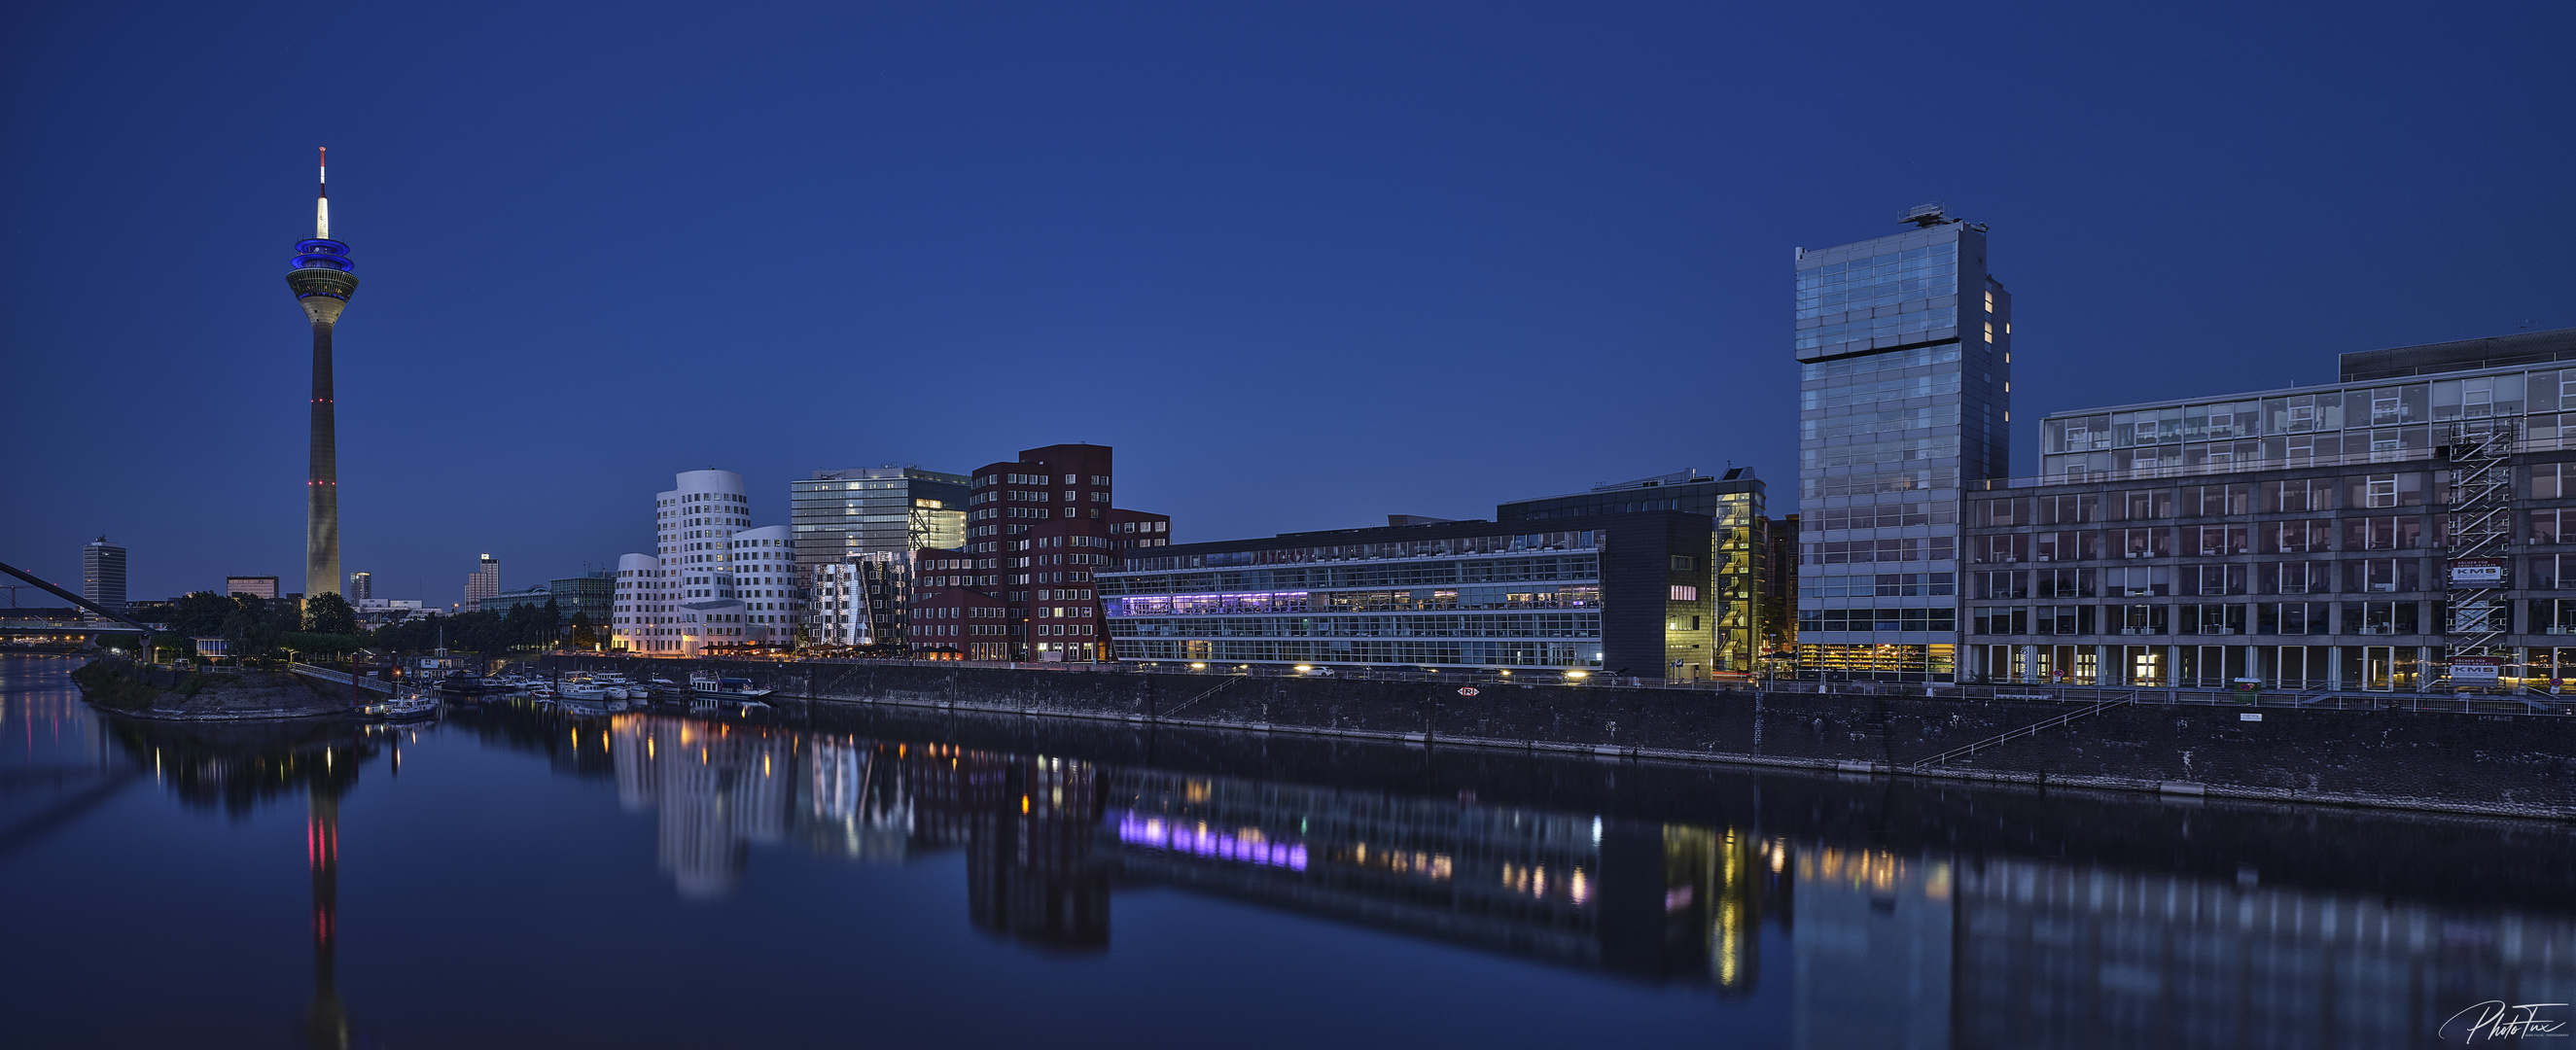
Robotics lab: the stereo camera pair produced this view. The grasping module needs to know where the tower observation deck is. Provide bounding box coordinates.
[288,149,358,597]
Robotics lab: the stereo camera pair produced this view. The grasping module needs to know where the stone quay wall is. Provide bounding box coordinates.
[543,656,2576,819]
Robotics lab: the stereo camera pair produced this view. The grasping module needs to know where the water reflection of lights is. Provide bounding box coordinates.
[1117,813,1308,871]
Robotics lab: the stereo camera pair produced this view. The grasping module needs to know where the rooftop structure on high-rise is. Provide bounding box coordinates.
[464,555,499,609]
[286,149,359,598]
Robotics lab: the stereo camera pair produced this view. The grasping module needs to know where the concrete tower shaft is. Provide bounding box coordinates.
[289,152,358,598]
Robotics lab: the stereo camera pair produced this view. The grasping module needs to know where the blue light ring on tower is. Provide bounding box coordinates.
[292,238,356,272]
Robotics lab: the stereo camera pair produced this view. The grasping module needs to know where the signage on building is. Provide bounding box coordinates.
[2452,656,2503,684]
[2451,559,2505,584]
[1457,687,1478,697]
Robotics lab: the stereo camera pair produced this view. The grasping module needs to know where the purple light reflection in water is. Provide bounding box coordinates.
[1116,812,1308,872]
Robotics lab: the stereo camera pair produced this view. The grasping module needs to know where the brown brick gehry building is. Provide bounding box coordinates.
[910,443,1169,662]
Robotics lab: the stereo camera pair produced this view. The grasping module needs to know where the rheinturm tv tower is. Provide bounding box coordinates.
[287,149,358,597]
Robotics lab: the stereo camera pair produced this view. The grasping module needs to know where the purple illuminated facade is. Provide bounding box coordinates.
[1115,812,1310,872]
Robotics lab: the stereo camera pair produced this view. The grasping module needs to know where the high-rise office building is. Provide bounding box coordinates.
[464,555,500,609]
[81,537,126,615]
[790,467,971,571]
[612,470,803,655]
[345,572,371,600]
[1793,204,2012,682]
[286,149,359,598]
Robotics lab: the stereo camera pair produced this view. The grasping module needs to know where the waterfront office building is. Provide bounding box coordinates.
[1963,327,2576,691]
[789,467,971,571]
[612,470,804,655]
[1794,206,2013,682]
[345,572,371,601]
[1101,512,1713,677]
[1496,469,1768,677]
[913,443,1170,662]
[81,537,126,616]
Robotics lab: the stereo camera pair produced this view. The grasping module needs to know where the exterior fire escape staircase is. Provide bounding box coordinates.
[2441,420,2518,688]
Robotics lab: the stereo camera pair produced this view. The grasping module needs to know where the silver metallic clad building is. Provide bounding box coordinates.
[1794,206,2012,682]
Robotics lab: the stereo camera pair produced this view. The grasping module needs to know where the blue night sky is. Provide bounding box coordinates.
[3,2,2570,604]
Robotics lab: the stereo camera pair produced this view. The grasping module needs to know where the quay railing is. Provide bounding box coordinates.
[1914,691,2141,769]
[531,652,2576,717]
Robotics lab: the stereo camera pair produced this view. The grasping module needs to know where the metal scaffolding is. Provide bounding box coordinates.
[2442,419,2518,687]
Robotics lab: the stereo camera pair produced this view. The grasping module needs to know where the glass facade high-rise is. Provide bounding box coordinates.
[82,537,126,616]
[1793,208,2012,681]
[791,467,971,572]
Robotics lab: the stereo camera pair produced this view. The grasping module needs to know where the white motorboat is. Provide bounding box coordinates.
[357,694,440,721]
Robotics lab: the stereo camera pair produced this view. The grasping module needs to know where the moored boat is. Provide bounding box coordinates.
[688,675,773,700]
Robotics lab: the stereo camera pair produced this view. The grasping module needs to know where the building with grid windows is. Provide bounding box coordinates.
[789,467,971,570]
[612,470,802,655]
[1962,326,2576,692]
[1794,205,2012,682]
[1497,468,1768,677]
[911,443,1171,662]
[82,537,126,617]
[1102,512,1713,678]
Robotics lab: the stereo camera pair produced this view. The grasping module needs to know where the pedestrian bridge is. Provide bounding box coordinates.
[288,663,396,695]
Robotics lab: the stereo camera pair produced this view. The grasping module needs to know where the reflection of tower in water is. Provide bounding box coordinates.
[302,784,347,1049]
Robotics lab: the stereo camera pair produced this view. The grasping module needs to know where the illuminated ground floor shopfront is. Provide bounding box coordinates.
[1968,643,2576,690]
[1796,644,1956,682]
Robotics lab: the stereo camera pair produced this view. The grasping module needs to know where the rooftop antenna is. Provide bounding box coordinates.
[316,147,330,239]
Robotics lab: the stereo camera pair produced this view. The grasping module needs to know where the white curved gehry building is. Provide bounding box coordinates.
[613,470,805,656]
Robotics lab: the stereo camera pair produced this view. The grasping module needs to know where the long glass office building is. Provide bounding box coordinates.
[1794,206,2012,682]
[1102,512,1715,676]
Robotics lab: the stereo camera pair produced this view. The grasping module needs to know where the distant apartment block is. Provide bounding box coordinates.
[463,554,500,610]
[226,576,279,600]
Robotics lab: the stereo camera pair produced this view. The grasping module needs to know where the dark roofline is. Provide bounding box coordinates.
[1119,509,1710,559]
[2339,327,2576,382]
